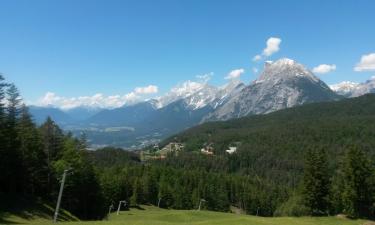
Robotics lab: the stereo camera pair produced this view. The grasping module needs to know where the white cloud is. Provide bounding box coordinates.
[134,85,158,94]
[169,81,204,96]
[37,92,140,109]
[37,84,158,109]
[196,72,214,83]
[263,37,282,56]
[354,53,375,72]
[253,55,262,61]
[252,67,259,73]
[225,69,245,80]
[253,37,282,61]
[312,64,337,74]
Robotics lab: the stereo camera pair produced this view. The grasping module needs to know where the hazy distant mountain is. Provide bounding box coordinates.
[330,77,375,97]
[205,58,341,121]
[65,106,103,121]
[85,100,159,126]
[29,106,73,125]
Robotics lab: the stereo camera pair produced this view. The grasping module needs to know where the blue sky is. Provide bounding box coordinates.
[0,0,374,108]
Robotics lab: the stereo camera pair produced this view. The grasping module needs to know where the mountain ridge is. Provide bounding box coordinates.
[29,58,350,148]
[204,58,341,121]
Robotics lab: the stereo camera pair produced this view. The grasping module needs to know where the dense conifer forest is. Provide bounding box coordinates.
[1,74,374,220]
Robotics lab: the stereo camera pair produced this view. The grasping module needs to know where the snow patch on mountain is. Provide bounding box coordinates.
[329,81,360,97]
[330,76,375,97]
[154,80,207,108]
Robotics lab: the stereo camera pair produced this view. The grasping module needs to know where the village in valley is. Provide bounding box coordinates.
[140,141,239,161]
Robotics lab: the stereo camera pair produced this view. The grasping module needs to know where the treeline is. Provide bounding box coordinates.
[96,153,287,216]
[78,144,375,219]
[0,75,104,220]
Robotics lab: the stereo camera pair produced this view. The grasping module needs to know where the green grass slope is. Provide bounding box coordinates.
[8,205,371,225]
[0,194,78,224]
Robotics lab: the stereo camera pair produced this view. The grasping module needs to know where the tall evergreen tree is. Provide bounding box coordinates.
[17,104,46,195]
[302,148,330,215]
[0,74,8,192]
[130,178,144,206]
[53,136,105,219]
[4,83,22,192]
[342,146,374,218]
[40,116,64,194]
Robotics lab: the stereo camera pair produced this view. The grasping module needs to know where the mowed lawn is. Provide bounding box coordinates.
[2,205,371,225]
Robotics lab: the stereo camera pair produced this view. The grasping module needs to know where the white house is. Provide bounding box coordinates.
[226,146,237,154]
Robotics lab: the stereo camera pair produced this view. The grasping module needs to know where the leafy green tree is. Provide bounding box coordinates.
[302,148,330,215]
[342,146,374,218]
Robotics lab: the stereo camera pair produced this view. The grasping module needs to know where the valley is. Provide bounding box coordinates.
[29,59,374,149]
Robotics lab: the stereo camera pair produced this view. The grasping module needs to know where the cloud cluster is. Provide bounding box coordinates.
[38,85,158,110]
[196,72,214,83]
[134,85,158,94]
[354,53,375,72]
[253,37,282,61]
[225,69,245,80]
[312,64,336,74]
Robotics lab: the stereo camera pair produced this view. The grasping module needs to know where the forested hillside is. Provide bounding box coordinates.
[162,94,375,178]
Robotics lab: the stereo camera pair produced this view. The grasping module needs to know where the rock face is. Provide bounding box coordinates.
[205,58,341,121]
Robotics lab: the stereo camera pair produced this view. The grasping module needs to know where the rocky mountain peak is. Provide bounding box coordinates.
[204,58,341,121]
[258,58,318,83]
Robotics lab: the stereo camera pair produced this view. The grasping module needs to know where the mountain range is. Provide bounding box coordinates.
[330,76,375,97]
[29,58,372,149]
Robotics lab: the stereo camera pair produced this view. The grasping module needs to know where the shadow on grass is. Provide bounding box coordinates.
[0,193,78,223]
[130,205,146,210]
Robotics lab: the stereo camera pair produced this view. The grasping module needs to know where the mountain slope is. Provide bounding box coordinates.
[161,94,375,183]
[29,106,74,125]
[85,100,159,126]
[64,106,103,121]
[205,58,341,121]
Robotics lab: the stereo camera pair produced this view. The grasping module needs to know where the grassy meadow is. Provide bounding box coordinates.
[1,205,372,225]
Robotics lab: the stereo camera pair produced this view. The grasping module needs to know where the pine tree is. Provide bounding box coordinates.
[40,116,64,194]
[0,74,8,192]
[17,104,46,195]
[302,148,330,215]
[342,146,374,218]
[4,83,22,192]
[130,178,143,206]
[0,74,7,126]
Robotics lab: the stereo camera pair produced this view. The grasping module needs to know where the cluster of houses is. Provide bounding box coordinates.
[159,142,184,156]
[142,141,239,161]
[200,143,238,155]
